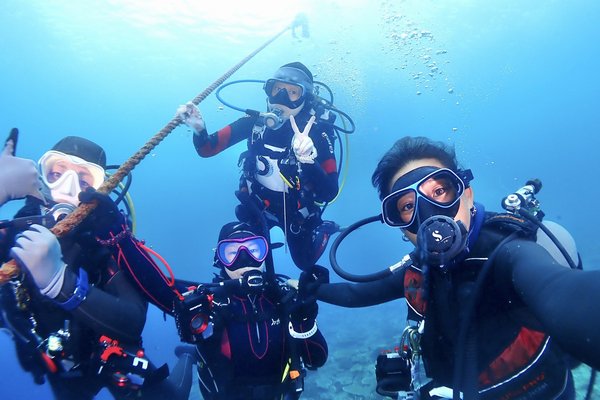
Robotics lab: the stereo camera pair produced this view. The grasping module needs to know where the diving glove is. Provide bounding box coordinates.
[176,102,206,134]
[0,140,44,206]
[11,224,67,298]
[291,114,317,164]
[79,188,127,239]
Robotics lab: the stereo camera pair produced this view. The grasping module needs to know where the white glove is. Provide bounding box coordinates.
[10,224,67,298]
[291,115,317,164]
[0,139,44,206]
[176,102,206,134]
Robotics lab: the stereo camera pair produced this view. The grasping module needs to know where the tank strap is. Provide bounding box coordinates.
[483,212,538,237]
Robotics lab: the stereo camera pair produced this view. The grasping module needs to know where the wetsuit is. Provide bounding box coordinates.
[193,108,339,270]
[179,277,328,400]
[0,199,193,400]
[316,212,600,399]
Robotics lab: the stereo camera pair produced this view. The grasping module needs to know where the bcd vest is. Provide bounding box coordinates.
[403,213,570,399]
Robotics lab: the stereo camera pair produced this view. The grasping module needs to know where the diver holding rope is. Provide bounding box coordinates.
[177,61,354,271]
[292,136,600,400]
[0,135,194,400]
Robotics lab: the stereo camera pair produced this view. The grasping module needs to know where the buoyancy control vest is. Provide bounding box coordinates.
[191,279,305,399]
[236,108,335,234]
[403,212,572,399]
[239,105,336,210]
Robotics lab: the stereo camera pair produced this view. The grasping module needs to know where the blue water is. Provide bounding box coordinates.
[1,1,599,399]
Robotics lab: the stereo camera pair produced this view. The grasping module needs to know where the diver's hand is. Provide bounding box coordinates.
[10,224,67,298]
[176,102,206,134]
[287,264,329,302]
[289,265,328,326]
[291,115,317,164]
[78,188,127,238]
[0,140,44,206]
[290,298,318,324]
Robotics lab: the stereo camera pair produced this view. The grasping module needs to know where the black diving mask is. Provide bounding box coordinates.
[382,167,473,234]
[264,79,307,109]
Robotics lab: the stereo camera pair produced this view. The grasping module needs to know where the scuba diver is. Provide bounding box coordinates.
[293,136,600,399]
[176,61,342,271]
[0,136,194,400]
[173,221,328,399]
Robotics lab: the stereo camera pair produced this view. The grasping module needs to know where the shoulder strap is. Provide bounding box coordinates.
[483,211,538,238]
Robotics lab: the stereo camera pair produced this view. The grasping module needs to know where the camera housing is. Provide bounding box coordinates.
[174,287,214,343]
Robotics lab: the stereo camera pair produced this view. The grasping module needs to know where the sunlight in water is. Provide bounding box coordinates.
[32,0,316,41]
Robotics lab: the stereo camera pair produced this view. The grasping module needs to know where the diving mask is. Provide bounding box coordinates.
[264,79,307,109]
[382,167,473,234]
[216,235,269,270]
[38,150,105,205]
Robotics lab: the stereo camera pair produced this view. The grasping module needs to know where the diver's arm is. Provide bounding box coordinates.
[109,233,185,315]
[55,266,147,343]
[193,115,256,157]
[289,294,328,368]
[497,239,600,369]
[297,328,328,368]
[316,271,405,307]
[300,124,338,202]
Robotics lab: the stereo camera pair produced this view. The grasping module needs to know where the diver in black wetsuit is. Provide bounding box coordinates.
[176,62,340,271]
[174,221,328,400]
[0,136,193,400]
[297,136,600,400]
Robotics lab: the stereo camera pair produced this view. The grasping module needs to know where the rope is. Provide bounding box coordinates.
[0,24,291,284]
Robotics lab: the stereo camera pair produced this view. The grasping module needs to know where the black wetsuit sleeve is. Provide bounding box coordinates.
[192,115,256,157]
[300,122,338,202]
[289,307,328,368]
[109,234,187,315]
[316,271,405,307]
[297,328,328,368]
[497,239,600,370]
[56,266,147,343]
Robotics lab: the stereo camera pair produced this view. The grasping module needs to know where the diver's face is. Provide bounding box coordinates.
[389,158,474,245]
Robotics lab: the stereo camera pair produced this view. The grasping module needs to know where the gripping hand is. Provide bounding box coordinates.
[176,102,206,134]
[290,265,329,322]
[0,139,44,206]
[79,188,127,238]
[291,115,317,164]
[11,224,67,298]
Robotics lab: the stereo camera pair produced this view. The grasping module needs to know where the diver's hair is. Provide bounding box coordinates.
[371,136,459,200]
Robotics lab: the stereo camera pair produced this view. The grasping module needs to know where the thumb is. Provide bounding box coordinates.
[2,139,14,157]
[30,187,46,203]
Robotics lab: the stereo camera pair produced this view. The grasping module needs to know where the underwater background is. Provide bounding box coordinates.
[1,0,599,398]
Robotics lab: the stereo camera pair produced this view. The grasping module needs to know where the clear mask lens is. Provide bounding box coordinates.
[39,150,105,191]
[217,236,269,267]
[264,79,306,109]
